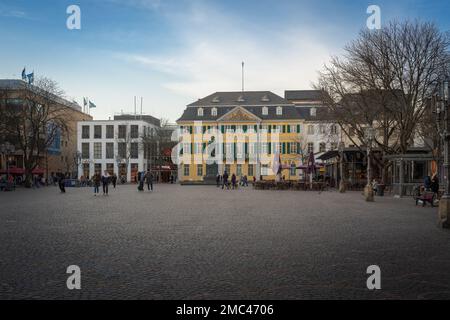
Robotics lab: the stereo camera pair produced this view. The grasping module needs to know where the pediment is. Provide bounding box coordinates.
[218,106,261,122]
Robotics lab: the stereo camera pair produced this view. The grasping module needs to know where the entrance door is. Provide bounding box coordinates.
[206,163,218,176]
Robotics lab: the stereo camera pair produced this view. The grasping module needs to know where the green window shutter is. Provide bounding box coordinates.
[282,125,286,133]
[297,142,300,154]
[243,125,247,133]
[245,142,248,155]
[287,125,291,133]
[221,125,225,134]
[180,145,183,155]
[202,126,206,134]
[254,125,258,132]
[191,143,194,154]
[297,124,300,133]
[231,125,236,131]
[234,142,237,160]
[189,126,193,134]
[203,142,206,152]
[287,142,290,154]
[282,142,286,154]
[268,142,271,154]
[268,126,272,133]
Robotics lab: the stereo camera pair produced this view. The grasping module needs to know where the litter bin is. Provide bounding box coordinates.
[377,184,385,196]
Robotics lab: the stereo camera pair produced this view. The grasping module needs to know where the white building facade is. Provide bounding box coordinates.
[76,118,159,182]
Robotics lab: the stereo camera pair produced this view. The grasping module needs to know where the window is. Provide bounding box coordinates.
[82,125,90,139]
[290,125,297,133]
[118,125,127,139]
[290,142,297,154]
[94,125,102,139]
[261,142,268,154]
[276,106,283,115]
[81,143,89,159]
[211,108,217,116]
[236,143,244,157]
[225,164,231,174]
[106,143,114,159]
[197,164,203,177]
[198,108,204,116]
[248,164,254,177]
[261,164,269,175]
[130,125,139,139]
[307,125,314,135]
[226,143,233,157]
[249,142,257,155]
[94,142,102,159]
[118,142,126,158]
[319,142,326,153]
[262,106,268,115]
[330,125,338,135]
[237,164,242,176]
[183,143,191,154]
[319,125,325,134]
[307,142,314,153]
[310,108,317,117]
[130,143,139,159]
[194,143,202,154]
[106,125,114,139]
[184,164,190,176]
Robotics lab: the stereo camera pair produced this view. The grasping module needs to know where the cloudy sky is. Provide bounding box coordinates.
[0,0,449,122]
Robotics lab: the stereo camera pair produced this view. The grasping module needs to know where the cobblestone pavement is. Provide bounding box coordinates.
[1,184,450,300]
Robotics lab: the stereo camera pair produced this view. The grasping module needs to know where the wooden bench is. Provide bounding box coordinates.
[415,192,435,207]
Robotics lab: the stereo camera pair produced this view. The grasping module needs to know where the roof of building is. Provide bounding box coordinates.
[284,90,326,102]
[0,79,83,112]
[114,114,161,127]
[187,91,292,107]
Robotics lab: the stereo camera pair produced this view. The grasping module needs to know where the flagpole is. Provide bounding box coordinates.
[241,61,244,92]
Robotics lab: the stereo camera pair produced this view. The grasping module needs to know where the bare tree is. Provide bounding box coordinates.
[0,77,71,187]
[316,20,450,181]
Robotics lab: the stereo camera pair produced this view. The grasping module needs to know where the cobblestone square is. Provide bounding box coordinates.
[1,185,450,299]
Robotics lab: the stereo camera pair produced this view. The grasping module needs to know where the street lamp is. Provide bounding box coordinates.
[74,151,82,179]
[364,127,375,202]
[437,78,450,228]
[338,141,346,193]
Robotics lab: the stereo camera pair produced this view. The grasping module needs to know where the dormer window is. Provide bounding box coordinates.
[310,108,317,117]
[198,107,204,117]
[261,95,270,102]
[262,106,269,115]
[211,107,217,116]
[276,106,283,115]
[212,96,220,103]
[237,95,245,102]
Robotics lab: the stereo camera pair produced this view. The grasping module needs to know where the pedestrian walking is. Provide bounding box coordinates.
[222,171,229,190]
[112,173,117,189]
[216,173,221,187]
[145,170,154,191]
[93,172,101,196]
[58,175,66,193]
[102,170,110,195]
[431,174,439,195]
[231,173,237,189]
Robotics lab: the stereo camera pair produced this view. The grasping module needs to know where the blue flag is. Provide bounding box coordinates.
[27,72,34,85]
[21,68,26,81]
[89,101,97,108]
[83,97,88,108]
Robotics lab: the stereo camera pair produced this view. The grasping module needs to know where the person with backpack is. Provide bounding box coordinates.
[92,172,101,196]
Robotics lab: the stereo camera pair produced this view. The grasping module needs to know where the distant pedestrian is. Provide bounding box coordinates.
[424,175,431,191]
[216,174,221,187]
[93,172,101,196]
[145,170,154,191]
[58,175,66,193]
[243,175,248,187]
[431,175,439,195]
[222,171,229,190]
[102,170,110,195]
[231,173,237,189]
[111,173,117,188]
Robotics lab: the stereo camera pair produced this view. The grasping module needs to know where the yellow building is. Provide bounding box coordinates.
[176,91,307,183]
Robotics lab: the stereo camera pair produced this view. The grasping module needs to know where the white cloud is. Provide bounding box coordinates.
[116,1,333,100]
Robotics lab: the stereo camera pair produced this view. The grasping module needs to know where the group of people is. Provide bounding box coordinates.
[91,171,118,196]
[216,171,251,190]
[138,170,154,192]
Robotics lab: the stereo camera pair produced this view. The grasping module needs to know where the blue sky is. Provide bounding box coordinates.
[0,0,449,122]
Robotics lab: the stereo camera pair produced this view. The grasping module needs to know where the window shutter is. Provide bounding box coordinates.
[189,126,193,134]
[287,125,291,133]
[268,126,272,133]
[221,125,225,134]
[243,125,247,133]
[297,142,300,154]
[254,125,258,132]
[180,145,183,155]
[287,142,290,154]
[282,142,286,154]
[297,124,300,133]
[282,125,286,133]
[268,142,271,154]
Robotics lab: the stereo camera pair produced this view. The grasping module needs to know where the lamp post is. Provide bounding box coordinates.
[436,78,450,228]
[364,127,375,202]
[74,151,82,179]
[338,141,346,193]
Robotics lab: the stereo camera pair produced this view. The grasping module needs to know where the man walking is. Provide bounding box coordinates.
[222,170,229,190]
[145,169,153,191]
[102,170,110,195]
